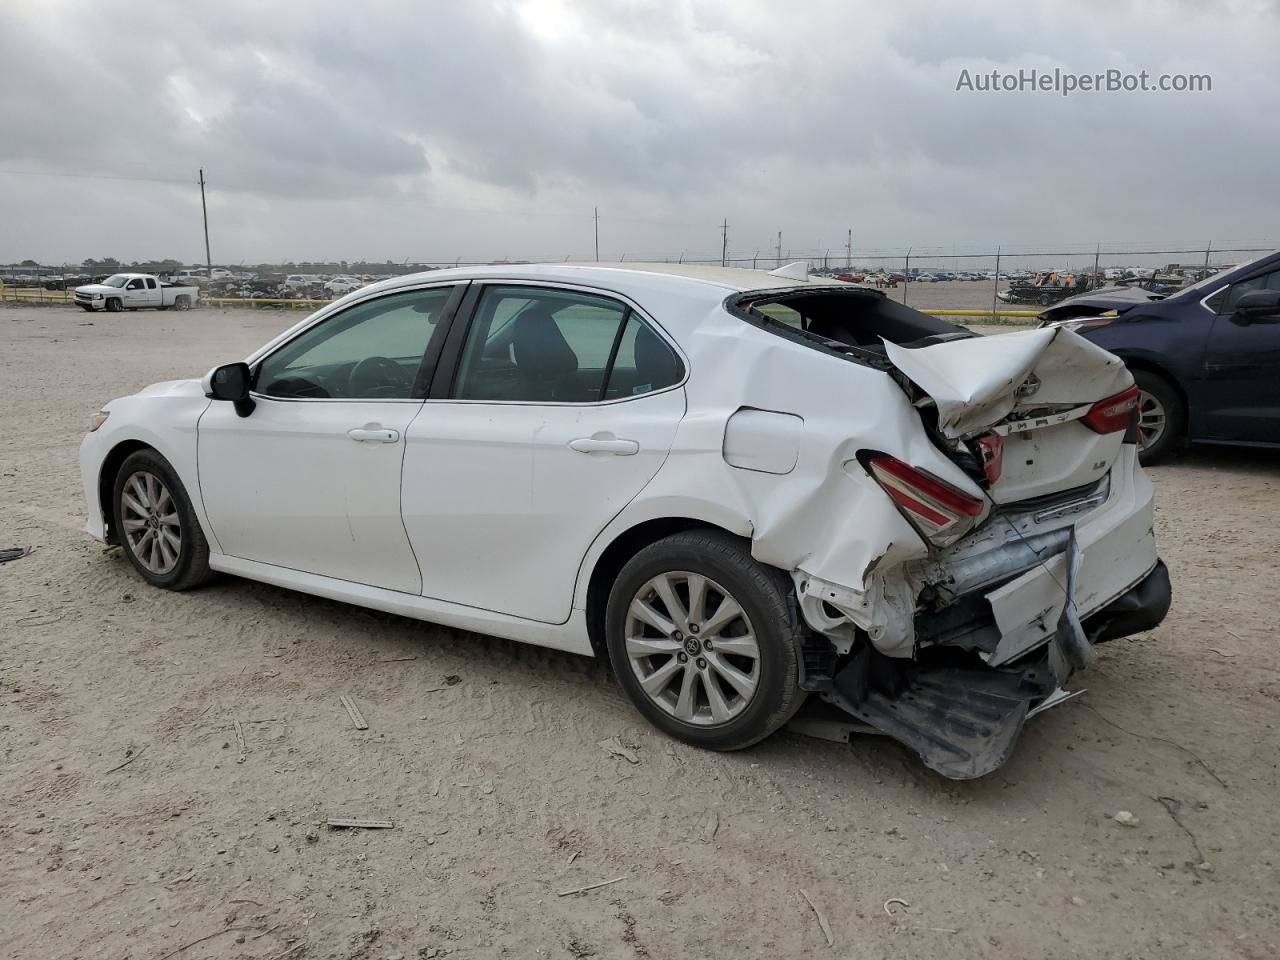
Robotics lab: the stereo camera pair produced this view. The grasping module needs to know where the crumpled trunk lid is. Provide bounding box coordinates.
[882,327,1134,503]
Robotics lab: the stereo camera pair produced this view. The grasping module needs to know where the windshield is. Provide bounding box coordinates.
[102,274,130,288]
[1176,251,1275,297]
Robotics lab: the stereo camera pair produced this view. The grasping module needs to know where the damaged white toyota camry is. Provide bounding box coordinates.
[80,263,1170,778]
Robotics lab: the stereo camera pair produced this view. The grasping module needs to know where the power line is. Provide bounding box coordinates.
[0,168,196,186]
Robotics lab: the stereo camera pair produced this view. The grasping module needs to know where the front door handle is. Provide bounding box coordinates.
[348,425,400,443]
[568,435,640,456]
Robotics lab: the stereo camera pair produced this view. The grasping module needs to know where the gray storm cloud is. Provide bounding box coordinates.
[1,0,1275,263]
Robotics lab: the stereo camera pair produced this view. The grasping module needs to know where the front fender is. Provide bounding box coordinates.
[79,393,218,551]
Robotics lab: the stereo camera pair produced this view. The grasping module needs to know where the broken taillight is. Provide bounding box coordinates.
[976,432,1004,485]
[866,454,985,545]
[1081,383,1140,434]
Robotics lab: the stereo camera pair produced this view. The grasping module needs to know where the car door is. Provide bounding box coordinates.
[198,283,462,593]
[1200,269,1280,442]
[123,277,152,307]
[401,282,687,623]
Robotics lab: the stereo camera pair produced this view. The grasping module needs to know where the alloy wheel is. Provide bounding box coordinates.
[624,570,761,725]
[1136,389,1167,452]
[120,470,182,575]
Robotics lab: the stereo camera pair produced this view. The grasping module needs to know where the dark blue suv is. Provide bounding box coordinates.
[1039,252,1280,463]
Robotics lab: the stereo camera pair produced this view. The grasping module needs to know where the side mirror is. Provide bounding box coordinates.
[1232,289,1280,324]
[202,362,256,417]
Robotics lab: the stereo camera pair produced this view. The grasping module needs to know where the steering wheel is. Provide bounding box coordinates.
[348,356,414,397]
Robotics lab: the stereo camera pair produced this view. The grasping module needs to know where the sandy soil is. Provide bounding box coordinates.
[2,303,1278,959]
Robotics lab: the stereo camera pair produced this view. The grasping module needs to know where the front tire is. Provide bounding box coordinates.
[1133,369,1184,465]
[105,297,122,312]
[111,449,213,590]
[605,530,805,751]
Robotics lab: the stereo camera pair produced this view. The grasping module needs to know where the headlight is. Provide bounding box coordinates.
[93,293,103,299]
[88,410,109,432]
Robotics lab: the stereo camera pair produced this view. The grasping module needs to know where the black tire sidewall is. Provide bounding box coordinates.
[605,532,802,751]
[111,450,206,589]
[1133,369,1183,465]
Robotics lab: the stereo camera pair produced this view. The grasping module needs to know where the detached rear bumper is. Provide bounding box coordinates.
[808,447,1171,780]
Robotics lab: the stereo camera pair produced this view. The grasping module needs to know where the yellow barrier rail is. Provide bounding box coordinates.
[1,286,1042,319]
[205,297,328,309]
[0,286,74,302]
[919,308,1040,318]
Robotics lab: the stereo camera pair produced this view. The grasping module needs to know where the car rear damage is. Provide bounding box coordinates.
[718,288,1172,778]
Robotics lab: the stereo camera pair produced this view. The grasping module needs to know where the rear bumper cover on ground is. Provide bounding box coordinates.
[816,557,1172,780]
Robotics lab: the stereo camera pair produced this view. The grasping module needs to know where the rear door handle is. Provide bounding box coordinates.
[348,426,400,443]
[568,435,640,456]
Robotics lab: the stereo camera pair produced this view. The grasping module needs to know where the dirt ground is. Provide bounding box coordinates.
[2,303,1278,960]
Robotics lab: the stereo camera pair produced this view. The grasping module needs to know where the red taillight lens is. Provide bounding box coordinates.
[867,454,985,544]
[976,433,1004,485]
[1082,383,1140,434]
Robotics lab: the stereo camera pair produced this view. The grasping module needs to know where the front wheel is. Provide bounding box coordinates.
[605,530,805,751]
[105,297,122,312]
[111,449,213,590]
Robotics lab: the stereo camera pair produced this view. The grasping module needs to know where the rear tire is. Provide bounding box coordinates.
[605,530,806,751]
[175,295,191,310]
[111,449,213,591]
[1133,369,1184,466]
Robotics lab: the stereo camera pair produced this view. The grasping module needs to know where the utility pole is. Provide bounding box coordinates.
[198,168,212,279]
[720,218,729,267]
[991,245,1001,321]
[846,228,852,270]
[593,207,599,262]
[776,231,782,267]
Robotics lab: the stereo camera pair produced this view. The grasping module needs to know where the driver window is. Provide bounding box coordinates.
[255,286,454,400]
[1220,270,1280,313]
[126,278,143,290]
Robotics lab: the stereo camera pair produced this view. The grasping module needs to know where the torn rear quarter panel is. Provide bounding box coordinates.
[630,305,977,658]
[583,292,1154,674]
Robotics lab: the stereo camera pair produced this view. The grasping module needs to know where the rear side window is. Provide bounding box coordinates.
[453,286,682,403]
[603,314,683,399]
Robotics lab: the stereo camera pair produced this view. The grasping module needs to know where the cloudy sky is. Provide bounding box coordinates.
[1,0,1276,267]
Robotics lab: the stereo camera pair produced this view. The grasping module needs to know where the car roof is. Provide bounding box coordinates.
[358,261,852,303]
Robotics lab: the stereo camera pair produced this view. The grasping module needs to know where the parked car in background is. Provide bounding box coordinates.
[324,276,365,296]
[1040,250,1280,463]
[74,273,198,312]
[80,262,1168,779]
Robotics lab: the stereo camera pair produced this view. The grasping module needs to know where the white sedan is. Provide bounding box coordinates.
[80,263,1170,777]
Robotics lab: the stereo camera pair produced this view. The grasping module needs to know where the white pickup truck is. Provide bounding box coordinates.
[73,273,199,312]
